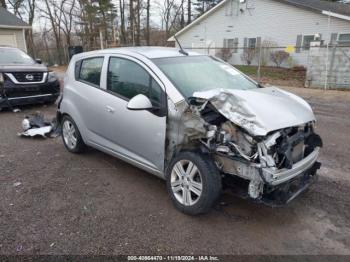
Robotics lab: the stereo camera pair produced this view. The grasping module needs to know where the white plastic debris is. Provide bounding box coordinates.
[13,108,21,113]
[18,112,61,138]
[22,118,31,131]
[13,182,22,187]
[18,126,52,138]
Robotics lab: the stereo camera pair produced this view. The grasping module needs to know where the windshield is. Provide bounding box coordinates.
[0,48,35,65]
[153,56,257,98]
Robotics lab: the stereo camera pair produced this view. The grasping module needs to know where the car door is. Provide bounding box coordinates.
[93,55,167,173]
[68,56,109,141]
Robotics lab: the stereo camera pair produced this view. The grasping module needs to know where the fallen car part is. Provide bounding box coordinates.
[19,126,52,138]
[18,112,61,138]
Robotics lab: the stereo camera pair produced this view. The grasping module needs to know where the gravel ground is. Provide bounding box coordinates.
[0,86,350,255]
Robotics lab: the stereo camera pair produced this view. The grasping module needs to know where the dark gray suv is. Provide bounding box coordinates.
[0,46,60,109]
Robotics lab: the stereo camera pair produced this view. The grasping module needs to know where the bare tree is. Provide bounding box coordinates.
[135,0,141,45]
[270,50,290,67]
[119,0,127,44]
[241,48,257,65]
[217,48,233,62]
[61,0,77,47]
[157,0,185,40]
[260,40,277,66]
[25,0,36,57]
[7,0,24,18]
[146,0,150,45]
[187,0,191,24]
[129,0,134,45]
[40,0,66,64]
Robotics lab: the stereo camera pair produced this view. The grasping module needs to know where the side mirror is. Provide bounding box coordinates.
[127,94,153,110]
[35,59,42,64]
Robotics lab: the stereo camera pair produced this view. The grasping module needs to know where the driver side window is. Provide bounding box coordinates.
[107,57,162,107]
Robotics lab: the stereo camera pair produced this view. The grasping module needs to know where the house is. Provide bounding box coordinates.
[0,7,31,52]
[169,0,350,66]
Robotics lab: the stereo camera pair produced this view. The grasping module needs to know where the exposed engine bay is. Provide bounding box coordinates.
[167,87,323,205]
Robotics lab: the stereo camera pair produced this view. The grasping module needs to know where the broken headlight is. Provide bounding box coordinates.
[48,72,58,82]
[0,73,4,84]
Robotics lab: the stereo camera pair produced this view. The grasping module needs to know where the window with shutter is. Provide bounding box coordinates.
[330,33,338,46]
[338,34,350,46]
[296,35,302,53]
[223,38,238,53]
[302,35,314,50]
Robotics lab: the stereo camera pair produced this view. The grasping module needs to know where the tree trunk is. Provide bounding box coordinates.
[181,4,185,28]
[187,0,191,25]
[43,0,63,64]
[26,0,36,57]
[119,0,126,44]
[146,0,150,45]
[134,0,140,46]
[129,0,134,45]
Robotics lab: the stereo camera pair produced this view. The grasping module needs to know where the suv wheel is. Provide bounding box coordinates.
[61,115,86,153]
[166,151,222,215]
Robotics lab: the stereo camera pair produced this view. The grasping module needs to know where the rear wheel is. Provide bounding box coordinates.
[166,151,222,215]
[61,115,86,153]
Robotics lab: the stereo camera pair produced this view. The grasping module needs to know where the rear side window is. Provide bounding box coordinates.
[78,57,104,87]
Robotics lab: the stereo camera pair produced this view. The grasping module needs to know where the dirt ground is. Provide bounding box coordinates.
[0,86,350,255]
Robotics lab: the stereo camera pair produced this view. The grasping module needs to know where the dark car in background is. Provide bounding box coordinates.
[0,46,60,110]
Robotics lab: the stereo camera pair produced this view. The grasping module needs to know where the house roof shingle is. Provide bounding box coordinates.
[0,7,30,28]
[276,0,350,17]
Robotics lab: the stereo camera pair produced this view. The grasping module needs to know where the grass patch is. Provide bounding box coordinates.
[234,65,306,87]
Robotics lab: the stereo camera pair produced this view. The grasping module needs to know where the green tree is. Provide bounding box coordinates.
[193,0,221,17]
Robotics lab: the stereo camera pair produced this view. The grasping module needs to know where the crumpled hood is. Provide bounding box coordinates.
[191,87,315,137]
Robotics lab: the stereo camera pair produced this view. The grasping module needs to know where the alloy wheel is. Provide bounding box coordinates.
[62,120,78,150]
[170,160,203,206]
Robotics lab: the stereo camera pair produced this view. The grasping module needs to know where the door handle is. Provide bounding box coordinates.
[105,105,115,113]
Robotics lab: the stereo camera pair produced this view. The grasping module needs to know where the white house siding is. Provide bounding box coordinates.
[0,28,26,52]
[176,0,350,67]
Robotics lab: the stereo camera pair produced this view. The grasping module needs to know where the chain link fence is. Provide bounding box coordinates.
[34,44,120,66]
[35,43,350,90]
[187,44,350,89]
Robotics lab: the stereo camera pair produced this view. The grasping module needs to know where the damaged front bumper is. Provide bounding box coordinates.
[260,160,321,207]
[262,147,320,186]
[221,148,321,206]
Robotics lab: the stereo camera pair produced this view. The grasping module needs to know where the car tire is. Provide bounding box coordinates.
[166,151,222,215]
[61,115,86,153]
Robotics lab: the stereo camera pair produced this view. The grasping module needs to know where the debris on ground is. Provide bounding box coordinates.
[12,108,21,113]
[13,182,22,187]
[16,245,23,252]
[18,112,61,138]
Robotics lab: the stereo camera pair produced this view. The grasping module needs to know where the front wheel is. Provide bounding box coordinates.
[166,151,222,215]
[61,115,86,153]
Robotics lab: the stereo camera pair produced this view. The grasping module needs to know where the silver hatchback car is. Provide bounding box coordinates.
[58,47,322,215]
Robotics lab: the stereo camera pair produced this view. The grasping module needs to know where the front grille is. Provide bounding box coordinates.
[3,76,60,98]
[11,72,44,82]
